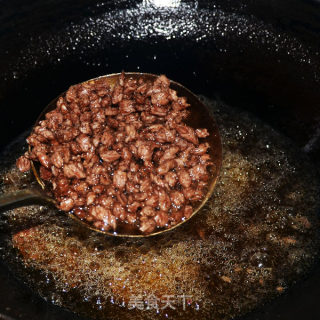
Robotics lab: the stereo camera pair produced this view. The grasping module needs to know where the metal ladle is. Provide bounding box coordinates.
[0,73,222,237]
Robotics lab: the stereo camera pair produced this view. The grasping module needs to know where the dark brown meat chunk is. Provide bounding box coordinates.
[196,128,210,138]
[113,170,127,189]
[176,125,199,145]
[99,148,121,162]
[63,163,86,179]
[177,169,192,188]
[139,217,157,233]
[16,155,31,172]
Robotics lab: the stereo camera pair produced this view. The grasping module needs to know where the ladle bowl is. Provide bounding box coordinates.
[0,72,222,238]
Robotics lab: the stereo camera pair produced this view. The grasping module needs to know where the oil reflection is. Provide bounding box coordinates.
[143,0,181,8]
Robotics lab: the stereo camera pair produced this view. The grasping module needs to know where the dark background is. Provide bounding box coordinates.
[1,1,320,319]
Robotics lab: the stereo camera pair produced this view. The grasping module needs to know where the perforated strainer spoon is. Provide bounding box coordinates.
[0,73,222,237]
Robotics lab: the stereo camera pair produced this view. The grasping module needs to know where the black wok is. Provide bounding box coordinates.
[1,1,320,319]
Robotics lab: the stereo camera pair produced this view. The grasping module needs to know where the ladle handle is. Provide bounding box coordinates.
[0,189,55,208]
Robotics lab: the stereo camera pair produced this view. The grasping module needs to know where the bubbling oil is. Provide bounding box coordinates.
[0,98,319,320]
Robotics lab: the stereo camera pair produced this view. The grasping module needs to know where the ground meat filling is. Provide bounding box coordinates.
[16,74,212,234]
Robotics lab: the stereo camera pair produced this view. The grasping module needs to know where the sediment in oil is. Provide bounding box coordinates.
[0,97,319,320]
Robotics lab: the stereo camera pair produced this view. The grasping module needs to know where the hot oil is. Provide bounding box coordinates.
[0,98,319,320]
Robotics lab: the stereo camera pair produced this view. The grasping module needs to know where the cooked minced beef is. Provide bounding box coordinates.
[16,73,212,234]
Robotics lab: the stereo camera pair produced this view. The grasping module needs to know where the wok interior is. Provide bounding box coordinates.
[1,1,320,320]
